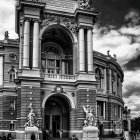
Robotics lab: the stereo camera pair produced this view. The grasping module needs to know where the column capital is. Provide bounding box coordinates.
[24,18,31,22]
[86,26,93,30]
[32,19,42,24]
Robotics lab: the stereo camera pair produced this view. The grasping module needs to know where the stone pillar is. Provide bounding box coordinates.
[104,68,107,93]
[0,55,3,86]
[115,73,117,95]
[33,20,39,68]
[62,61,65,75]
[120,79,122,97]
[96,101,97,117]
[23,19,30,67]
[109,69,112,94]
[87,28,93,73]
[79,27,85,72]
[103,102,105,119]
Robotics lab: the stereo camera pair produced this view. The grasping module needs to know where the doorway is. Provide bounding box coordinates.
[44,95,70,138]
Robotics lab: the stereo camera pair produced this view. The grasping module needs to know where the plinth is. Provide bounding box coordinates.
[83,126,99,140]
[25,126,40,140]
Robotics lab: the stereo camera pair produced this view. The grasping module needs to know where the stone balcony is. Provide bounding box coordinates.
[42,73,77,82]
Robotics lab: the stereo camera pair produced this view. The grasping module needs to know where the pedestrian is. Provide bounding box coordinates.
[59,129,63,138]
[31,133,35,140]
[7,133,12,140]
[2,132,6,140]
[72,135,78,140]
[134,131,136,140]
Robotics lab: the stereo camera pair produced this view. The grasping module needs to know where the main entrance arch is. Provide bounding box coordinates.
[43,93,73,138]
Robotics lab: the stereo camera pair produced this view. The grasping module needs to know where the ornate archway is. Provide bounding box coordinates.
[42,92,75,138]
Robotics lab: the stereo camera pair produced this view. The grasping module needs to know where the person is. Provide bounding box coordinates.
[7,133,12,140]
[59,129,63,138]
[72,135,78,140]
[2,132,6,140]
[31,133,35,140]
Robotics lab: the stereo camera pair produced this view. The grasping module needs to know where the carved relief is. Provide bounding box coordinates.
[78,0,94,11]
[42,15,78,35]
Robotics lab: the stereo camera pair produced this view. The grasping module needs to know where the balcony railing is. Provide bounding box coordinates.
[42,73,77,82]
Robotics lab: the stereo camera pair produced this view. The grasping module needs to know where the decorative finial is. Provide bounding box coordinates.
[79,0,91,10]
[4,31,9,39]
[107,50,110,56]
[114,54,117,59]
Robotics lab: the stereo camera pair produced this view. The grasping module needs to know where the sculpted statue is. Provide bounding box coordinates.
[83,106,95,127]
[5,31,9,39]
[24,103,38,127]
[79,0,91,10]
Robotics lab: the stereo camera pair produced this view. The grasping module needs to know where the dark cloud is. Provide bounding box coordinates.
[93,0,140,28]
[123,85,140,98]
[124,54,140,70]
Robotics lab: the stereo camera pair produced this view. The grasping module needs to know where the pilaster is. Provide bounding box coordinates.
[0,55,4,86]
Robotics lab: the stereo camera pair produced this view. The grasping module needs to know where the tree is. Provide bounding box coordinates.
[131,117,140,131]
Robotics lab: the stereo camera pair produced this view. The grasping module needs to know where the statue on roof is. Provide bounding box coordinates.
[4,31,9,39]
[79,0,91,10]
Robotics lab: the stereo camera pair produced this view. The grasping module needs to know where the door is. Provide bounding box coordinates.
[52,115,60,137]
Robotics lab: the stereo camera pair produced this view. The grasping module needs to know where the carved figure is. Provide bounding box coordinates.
[24,103,38,127]
[83,106,95,127]
[5,31,9,39]
[79,0,91,10]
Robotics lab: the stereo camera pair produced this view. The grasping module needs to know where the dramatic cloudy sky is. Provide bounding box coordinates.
[0,0,140,118]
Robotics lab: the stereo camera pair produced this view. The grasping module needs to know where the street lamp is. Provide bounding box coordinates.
[123,106,131,131]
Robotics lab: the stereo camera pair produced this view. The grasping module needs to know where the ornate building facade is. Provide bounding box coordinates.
[0,0,124,139]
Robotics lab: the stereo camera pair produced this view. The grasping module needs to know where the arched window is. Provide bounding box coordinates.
[42,44,63,75]
[95,68,102,89]
[8,66,16,82]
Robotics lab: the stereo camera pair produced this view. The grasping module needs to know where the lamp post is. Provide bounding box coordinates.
[123,106,131,140]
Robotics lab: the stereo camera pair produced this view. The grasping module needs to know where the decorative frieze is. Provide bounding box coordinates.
[42,15,78,35]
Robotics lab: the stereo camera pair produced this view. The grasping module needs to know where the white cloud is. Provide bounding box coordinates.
[93,26,140,66]
[0,0,18,39]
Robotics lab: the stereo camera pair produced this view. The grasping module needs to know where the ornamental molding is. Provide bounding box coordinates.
[41,15,78,35]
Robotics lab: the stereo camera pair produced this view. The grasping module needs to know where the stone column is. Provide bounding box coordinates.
[79,27,85,72]
[62,61,65,75]
[0,55,3,86]
[33,20,39,68]
[104,68,107,93]
[115,73,117,95]
[87,28,93,72]
[103,102,106,119]
[23,19,30,67]
[109,69,112,94]
[120,79,122,97]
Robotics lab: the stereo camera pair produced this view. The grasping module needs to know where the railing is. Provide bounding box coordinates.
[42,73,77,81]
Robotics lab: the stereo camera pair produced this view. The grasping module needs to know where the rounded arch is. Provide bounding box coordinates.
[40,23,77,44]
[42,92,76,109]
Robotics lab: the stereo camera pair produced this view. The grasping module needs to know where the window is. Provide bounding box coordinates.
[114,105,117,116]
[97,101,104,117]
[95,68,102,89]
[8,67,16,82]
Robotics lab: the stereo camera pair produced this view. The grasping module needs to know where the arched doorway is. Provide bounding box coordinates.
[44,94,70,138]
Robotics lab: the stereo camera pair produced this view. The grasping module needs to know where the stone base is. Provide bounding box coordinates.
[25,126,40,140]
[124,131,130,140]
[83,126,99,140]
